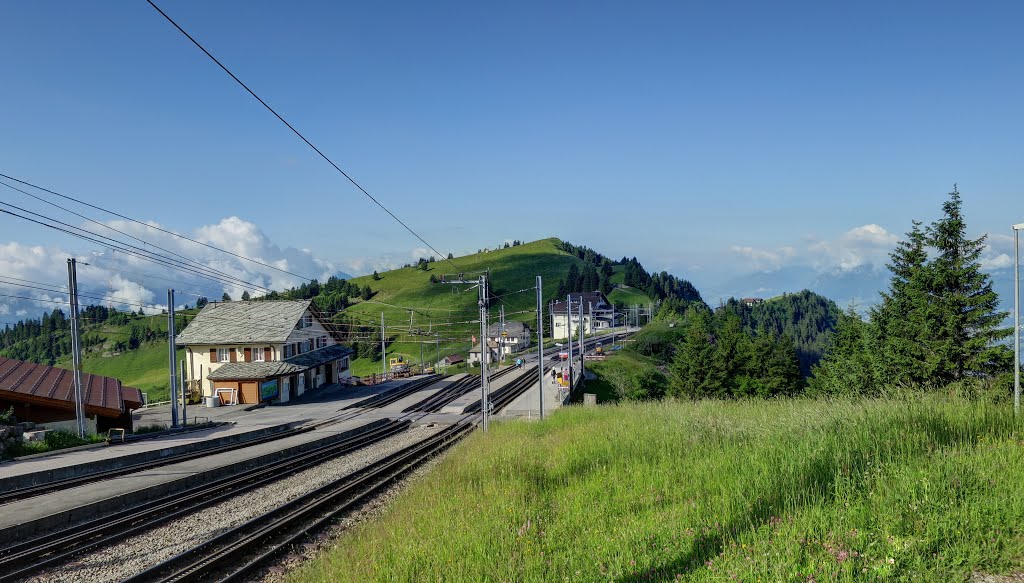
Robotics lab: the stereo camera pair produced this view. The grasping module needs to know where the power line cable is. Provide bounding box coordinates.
[0,199,276,295]
[145,0,461,273]
[0,178,288,293]
[0,172,317,283]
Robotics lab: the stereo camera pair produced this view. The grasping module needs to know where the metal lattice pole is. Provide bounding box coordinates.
[536,275,544,420]
[167,289,179,428]
[67,259,86,437]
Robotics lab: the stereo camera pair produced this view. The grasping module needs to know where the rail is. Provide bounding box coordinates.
[122,422,473,583]
[0,411,357,505]
[0,419,413,582]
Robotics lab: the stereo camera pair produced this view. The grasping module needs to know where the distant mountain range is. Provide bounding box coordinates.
[704,264,1018,319]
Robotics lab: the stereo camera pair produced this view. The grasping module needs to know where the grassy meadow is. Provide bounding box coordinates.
[290,397,1024,582]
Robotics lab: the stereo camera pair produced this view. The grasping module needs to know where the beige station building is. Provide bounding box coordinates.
[175,299,352,406]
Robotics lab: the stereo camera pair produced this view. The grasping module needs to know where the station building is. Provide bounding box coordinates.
[0,356,143,432]
[175,299,353,406]
[548,291,616,340]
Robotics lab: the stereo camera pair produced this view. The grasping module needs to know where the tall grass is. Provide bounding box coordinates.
[290,397,1024,582]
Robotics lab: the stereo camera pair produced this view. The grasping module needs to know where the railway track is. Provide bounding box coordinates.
[0,418,416,582]
[0,375,446,506]
[340,374,443,410]
[403,366,518,413]
[122,421,473,583]
[0,420,333,506]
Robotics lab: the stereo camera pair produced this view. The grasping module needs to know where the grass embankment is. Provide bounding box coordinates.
[582,350,662,403]
[290,397,1024,582]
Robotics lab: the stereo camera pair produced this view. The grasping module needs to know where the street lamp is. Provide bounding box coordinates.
[1014,223,1024,415]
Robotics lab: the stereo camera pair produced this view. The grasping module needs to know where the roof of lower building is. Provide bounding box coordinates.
[175,300,313,346]
[487,321,530,336]
[207,361,304,380]
[0,356,142,417]
[206,344,354,381]
[469,341,499,353]
[285,344,354,368]
[550,291,612,314]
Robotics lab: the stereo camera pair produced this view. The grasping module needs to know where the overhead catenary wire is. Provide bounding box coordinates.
[0,178,289,295]
[0,172,317,284]
[144,0,461,273]
[0,199,276,296]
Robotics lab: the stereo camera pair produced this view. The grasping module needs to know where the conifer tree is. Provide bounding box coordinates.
[668,307,717,397]
[808,307,881,395]
[923,186,1011,382]
[872,221,931,385]
[565,264,580,293]
[710,311,748,397]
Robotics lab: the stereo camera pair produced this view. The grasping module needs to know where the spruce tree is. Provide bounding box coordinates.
[872,221,931,385]
[709,311,747,397]
[808,307,881,395]
[565,264,580,293]
[555,279,567,299]
[924,186,1011,382]
[668,307,717,397]
[241,290,251,301]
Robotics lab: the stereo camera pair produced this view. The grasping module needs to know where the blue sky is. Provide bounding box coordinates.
[1,0,1023,313]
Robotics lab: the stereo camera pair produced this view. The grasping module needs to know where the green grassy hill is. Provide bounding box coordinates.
[341,238,657,375]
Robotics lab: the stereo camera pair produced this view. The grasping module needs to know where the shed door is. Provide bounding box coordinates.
[240,382,259,404]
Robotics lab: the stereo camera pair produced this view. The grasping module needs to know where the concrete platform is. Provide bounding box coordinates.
[0,421,297,492]
[500,361,578,418]
[499,376,572,418]
[0,416,385,545]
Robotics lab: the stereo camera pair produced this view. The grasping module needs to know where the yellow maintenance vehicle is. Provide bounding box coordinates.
[389,356,411,376]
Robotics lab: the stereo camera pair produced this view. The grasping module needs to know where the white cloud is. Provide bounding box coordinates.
[0,216,347,320]
[729,245,796,272]
[981,253,1013,269]
[732,223,900,273]
[807,224,900,271]
[730,222,1020,276]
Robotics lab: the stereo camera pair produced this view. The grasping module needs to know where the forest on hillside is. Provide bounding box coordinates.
[554,240,703,307]
[0,305,188,365]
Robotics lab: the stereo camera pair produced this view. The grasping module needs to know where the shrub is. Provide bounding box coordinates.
[44,429,95,450]
[133,423,169,434]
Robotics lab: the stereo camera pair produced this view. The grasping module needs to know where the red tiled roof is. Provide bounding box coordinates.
[0,357,140,417]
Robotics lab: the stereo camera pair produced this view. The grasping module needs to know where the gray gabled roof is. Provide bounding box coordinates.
[207,361,304,380]
[205,344,354,381]
[487,321,530,336]
[175,300,312,346]
[285,344,354,368]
